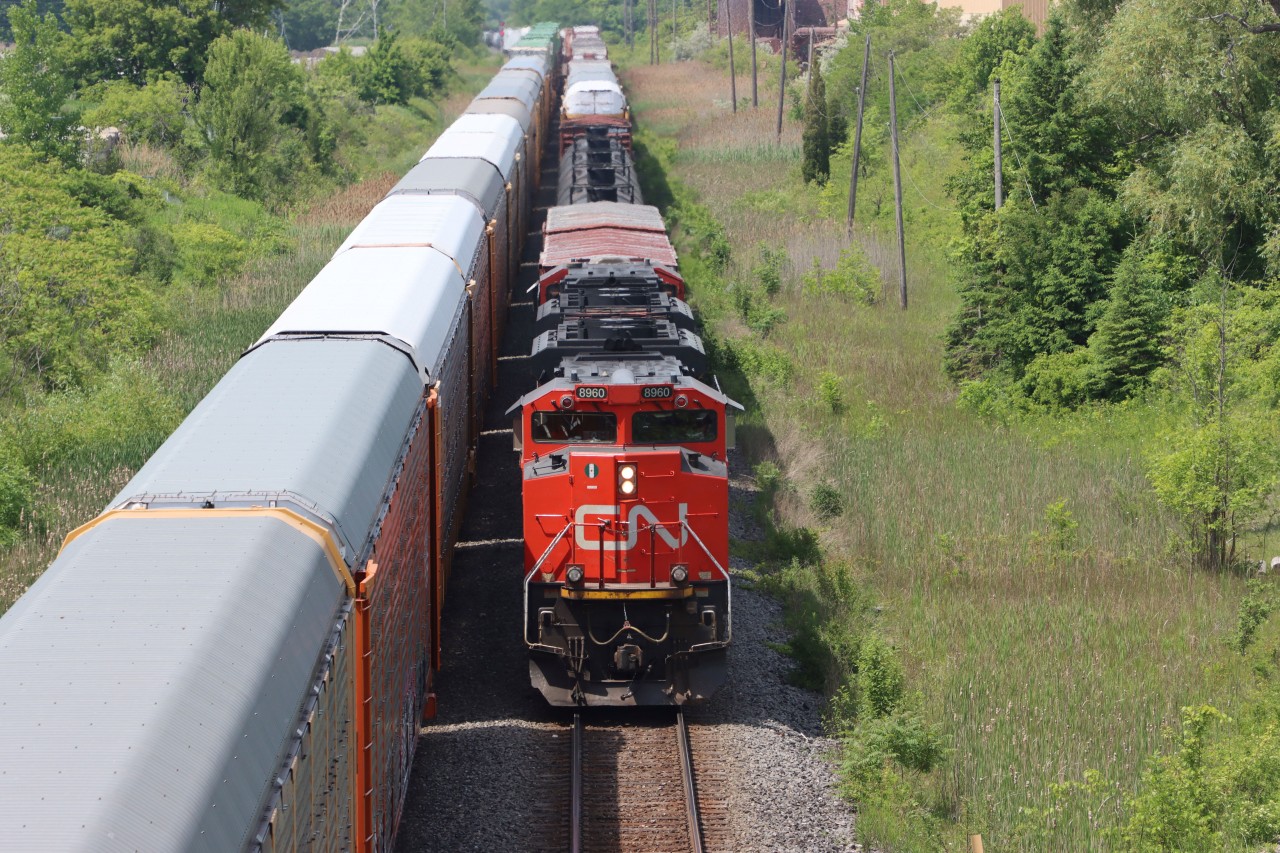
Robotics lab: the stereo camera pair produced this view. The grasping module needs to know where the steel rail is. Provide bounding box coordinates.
[676,710,706,853]
[570,712,583,853]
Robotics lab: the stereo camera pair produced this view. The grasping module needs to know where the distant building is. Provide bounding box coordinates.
[849,0,1050,31]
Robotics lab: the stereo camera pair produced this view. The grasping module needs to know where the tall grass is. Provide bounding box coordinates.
[624,58,1259,849]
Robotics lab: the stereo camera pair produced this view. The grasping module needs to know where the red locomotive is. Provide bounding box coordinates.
[514,30,737,706]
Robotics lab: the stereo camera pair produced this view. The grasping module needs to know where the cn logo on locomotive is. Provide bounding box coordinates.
[573,503,689,550]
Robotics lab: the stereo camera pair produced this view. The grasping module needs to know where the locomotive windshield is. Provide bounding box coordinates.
[532,411,618,443]
[632,410,717,443]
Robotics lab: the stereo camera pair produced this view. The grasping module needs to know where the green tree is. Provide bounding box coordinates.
[0,0,78,165]
[801,61,829,185]
[1090,245,1170,398]
[81,74,192,148]
[0,0,61,41]
[193,30,323,201]
[957,7,1036,96]
[63,0,282,86]
[1149,278,1280,571]
[280,0,336,51]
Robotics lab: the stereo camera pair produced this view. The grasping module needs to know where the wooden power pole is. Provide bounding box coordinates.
[748,0,758,107]
[727,0,737,112]
[993,76,1003,210]
[846,33,870,232]
[889,50,907,310]
[774,0,787,142]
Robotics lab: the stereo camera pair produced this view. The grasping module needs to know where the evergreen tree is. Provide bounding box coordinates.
[801,61,829,185]
[1091,247,1168,398]
[0,0,78,166]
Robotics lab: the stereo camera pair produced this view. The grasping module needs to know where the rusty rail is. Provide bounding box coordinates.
[570,712,583,853]
[677,710,706,853]
[567,711,707,853]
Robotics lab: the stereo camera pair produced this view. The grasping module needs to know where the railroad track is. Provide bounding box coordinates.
[563,711,730,853]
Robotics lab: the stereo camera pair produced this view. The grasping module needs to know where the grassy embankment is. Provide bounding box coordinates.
[623,56,1257,849]
[0,58,501,611]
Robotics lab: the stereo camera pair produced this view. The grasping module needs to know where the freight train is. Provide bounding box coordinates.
[514,27,738,707]
[0,23,563,853]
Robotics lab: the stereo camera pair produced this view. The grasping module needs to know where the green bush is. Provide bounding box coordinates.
[81,75,192,149]
[9,359,184,469]
[856,632,906,719]
[802,245,880,304]
[171,221,248,287]
[0,442,35,547]
[818,371,846,413]
[810,482,846,520]
[752,243,789,296]
[1020,347,1099,410]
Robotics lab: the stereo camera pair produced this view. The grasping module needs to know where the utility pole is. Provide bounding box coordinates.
[774,0,788,142]
[749,0,758,107]
[649,0,657,64]
[889,50,907,310]
[993,76,1003,210]
[727,0,737,112]
[846,33,870,232]
[673,0,678,58]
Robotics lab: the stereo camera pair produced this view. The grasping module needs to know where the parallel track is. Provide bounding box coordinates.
[567,710,720,853]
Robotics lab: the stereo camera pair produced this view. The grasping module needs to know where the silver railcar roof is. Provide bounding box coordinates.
[116,339,421,557]
[335,194,486,277]
[466,96,533,133]
[0,514,346,852]
[386,157,506,219]
[420,117,524,181]
[258,248,467,384]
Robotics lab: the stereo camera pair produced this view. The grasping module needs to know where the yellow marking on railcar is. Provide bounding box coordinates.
[62,507,356,595]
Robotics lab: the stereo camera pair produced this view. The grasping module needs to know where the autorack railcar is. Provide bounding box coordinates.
[0,24,562,852]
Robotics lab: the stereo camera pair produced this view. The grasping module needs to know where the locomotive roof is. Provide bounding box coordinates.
[0,514,347,851]
[507,353,742,414]
[386,156,506,219]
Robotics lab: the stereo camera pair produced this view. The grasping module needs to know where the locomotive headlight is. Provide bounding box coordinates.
[670,564,689,585]
[618,463,638,496]
[566,564,585,585]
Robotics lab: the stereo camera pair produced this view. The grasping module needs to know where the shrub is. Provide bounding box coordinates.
[810,482,846,520]
[802,245,880,304]
[170,221,248,287]
[1020,347,1099,410]
[0,442,35,547]
[81,75,192,149]
[753,243,789,296]
[856,632,905,719]
[818,371,846,413]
